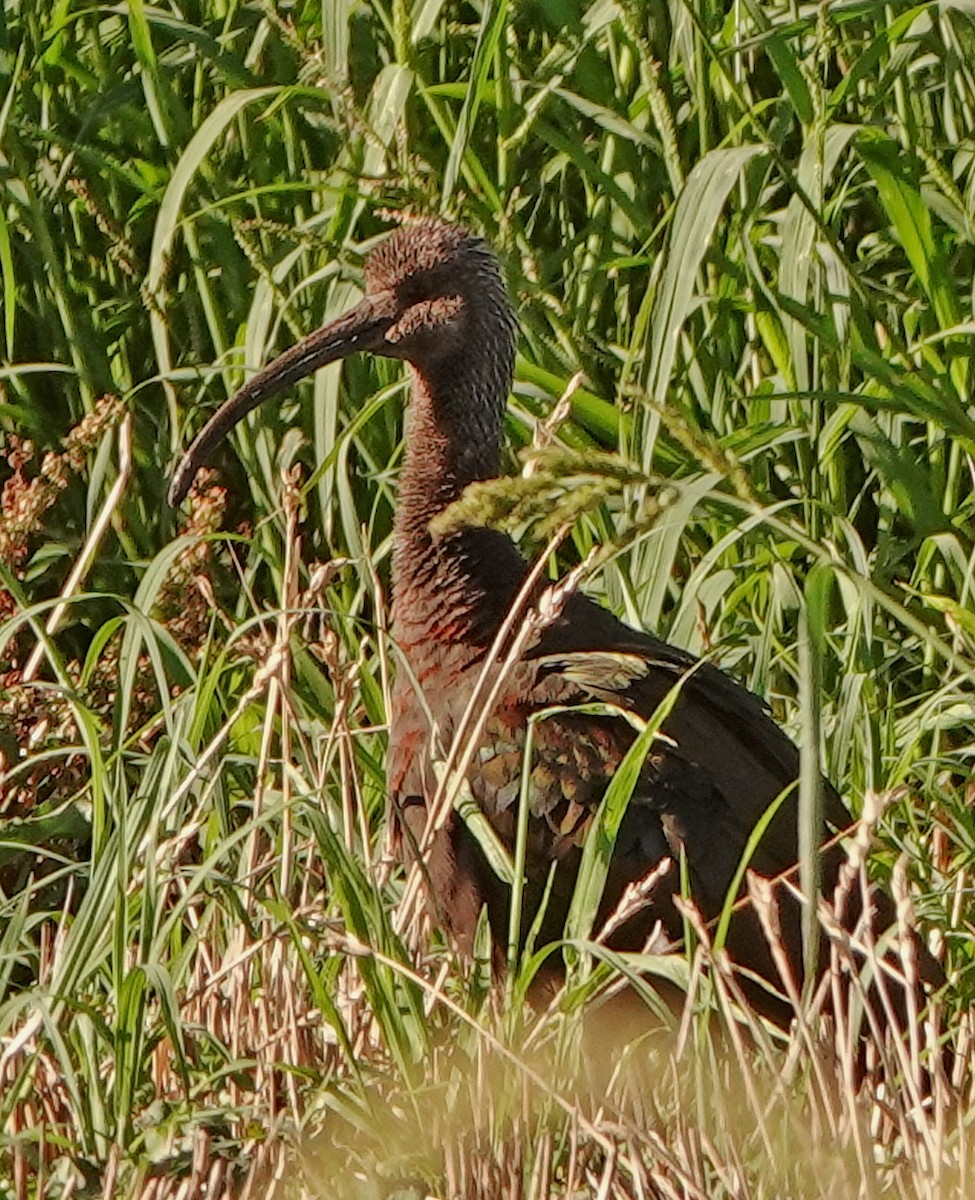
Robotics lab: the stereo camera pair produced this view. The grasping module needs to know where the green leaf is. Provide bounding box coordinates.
[857,129,960,332]
[564,679,689,948]
[442,0,509,203]
[645,145,767,413]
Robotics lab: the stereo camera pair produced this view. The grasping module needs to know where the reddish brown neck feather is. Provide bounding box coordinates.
[391,359,524,666]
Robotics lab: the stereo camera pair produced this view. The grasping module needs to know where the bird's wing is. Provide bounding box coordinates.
[527,592,851,888]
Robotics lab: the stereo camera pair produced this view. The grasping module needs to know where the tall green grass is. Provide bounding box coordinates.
[1,1,973,1196]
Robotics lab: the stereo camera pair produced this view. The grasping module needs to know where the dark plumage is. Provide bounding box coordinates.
[169,219,936,1021]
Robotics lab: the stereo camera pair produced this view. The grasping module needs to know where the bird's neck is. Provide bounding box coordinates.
[391,363,525,662]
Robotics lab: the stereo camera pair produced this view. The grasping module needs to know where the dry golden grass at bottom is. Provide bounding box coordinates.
[295,951,963,1200]
[0,884,966,1200]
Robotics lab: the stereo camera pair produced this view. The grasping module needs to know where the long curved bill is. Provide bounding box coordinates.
[168,297,393,507]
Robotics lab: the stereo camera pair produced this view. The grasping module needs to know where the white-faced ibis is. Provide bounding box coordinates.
[169,219,938,1023]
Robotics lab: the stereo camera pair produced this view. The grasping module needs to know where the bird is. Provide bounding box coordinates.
[168,218,935,1024]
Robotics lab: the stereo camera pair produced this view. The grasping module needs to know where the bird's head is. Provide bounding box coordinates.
[168,219,514,506]
[365,219,503,362]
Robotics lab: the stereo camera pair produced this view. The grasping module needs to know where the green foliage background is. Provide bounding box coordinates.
[0,0,973,1195]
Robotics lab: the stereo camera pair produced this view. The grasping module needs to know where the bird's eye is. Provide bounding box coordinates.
[385,295,465,347]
